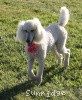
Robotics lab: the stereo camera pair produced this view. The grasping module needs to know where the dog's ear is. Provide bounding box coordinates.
[16,21,26,44]
[33,18,41,26]
[32,18,45,43]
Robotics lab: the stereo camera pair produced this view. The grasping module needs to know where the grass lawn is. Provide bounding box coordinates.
[0,0,82,100]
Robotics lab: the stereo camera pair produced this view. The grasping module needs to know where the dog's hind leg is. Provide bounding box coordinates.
[57,47,70,67]
[54,46,63,65]
[63,48,70,67]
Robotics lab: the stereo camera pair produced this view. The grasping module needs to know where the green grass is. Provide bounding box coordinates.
[0,0,82,100]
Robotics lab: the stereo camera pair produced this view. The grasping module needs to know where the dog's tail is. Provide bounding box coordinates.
[58,6,70,27]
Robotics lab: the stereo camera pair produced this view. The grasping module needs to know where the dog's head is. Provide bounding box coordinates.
[17,18,44,45]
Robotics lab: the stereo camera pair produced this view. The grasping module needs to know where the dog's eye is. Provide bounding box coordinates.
[30,30,34,32]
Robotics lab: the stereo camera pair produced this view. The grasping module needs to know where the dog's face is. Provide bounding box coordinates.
[22,18,43,45]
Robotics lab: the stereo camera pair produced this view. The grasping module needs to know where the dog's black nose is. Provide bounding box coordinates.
[26,39,30,43]
[26,39,31,46]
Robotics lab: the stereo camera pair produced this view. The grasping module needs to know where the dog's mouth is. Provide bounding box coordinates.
[26,32,35,46]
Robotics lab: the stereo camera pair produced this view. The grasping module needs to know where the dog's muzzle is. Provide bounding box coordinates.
[26,32,34,46]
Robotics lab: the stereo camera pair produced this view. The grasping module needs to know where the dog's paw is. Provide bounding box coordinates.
[29,74,36,81]
[35,75,42,85]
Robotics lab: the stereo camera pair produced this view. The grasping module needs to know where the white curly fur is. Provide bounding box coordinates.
[16,6,70,84]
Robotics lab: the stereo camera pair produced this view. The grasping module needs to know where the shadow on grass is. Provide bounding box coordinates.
[0,80,35,100]
[0,65,65,100]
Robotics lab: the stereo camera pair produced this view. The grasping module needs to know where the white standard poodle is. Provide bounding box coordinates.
[16,6,70,84]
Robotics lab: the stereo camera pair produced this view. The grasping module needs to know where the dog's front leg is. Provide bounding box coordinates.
[36,50,46,84]
[28,57,35,80]
[36,59,45,84]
